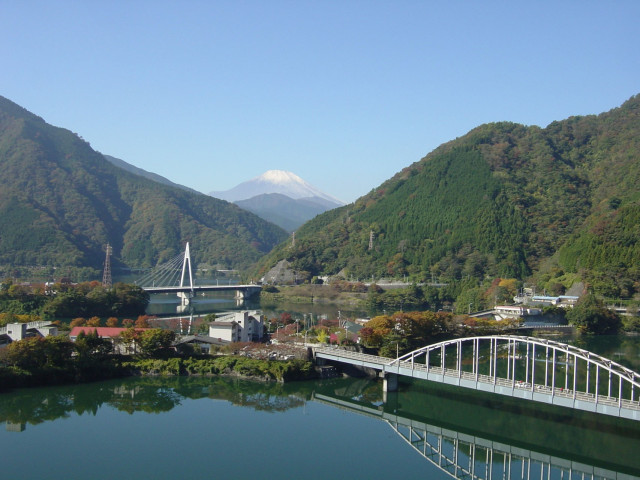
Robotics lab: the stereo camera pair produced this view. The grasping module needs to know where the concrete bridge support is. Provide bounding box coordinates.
[382,372,398,402]
[177,291,193,306]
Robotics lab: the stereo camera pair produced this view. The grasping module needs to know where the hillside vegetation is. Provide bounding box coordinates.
[0,96,288,273]
[257,95,640,298]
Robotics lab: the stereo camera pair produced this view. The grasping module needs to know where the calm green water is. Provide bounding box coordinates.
[2,372,640,480]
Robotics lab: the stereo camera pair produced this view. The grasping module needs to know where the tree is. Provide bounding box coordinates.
[379,330,409,358]
[316,328,329,344]
[70,317,86,328]
[1,336,73,370]
[566,294,621,334]
[137,329,176,357]
[42,336,75,367]
[74,330,112,360]
[111,283,150,316]
[118,327,140,354]
[87,316,101,327]
[106,317,119,327]
[135,316,151,328]
[1,337,46,369]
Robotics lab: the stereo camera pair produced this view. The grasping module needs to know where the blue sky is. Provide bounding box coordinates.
[1,1,638,203]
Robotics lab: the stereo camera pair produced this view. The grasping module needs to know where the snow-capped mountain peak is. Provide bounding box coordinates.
[258,169,303,184]
[209,170,344,205]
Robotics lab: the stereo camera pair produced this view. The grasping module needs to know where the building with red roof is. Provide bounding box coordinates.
[69,326,148,354]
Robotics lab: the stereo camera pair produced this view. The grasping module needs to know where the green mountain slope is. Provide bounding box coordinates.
[257,95,640,296]
[235,193,340,232]
[103,154,201,195]
[0,96,288,272]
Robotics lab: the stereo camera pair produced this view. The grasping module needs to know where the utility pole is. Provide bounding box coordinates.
[102,244,112,289]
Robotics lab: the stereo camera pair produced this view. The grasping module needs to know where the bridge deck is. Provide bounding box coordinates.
[313,346,640,421]
[141,284,261,294]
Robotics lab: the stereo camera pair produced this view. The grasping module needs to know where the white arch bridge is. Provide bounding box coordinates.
[313,335,640,421]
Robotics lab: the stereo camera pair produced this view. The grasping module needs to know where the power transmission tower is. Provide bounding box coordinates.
[369,230,374,250]
[102,244,112,288]
[291,231,296,248]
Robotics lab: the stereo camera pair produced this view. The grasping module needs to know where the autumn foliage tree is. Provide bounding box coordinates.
[87,316,101,327]
[70,317,86,328]
[106,317,119,327]
[135,315,151,328]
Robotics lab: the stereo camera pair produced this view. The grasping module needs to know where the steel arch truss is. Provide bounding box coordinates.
[387,421,627,480]
[386,336,640,419]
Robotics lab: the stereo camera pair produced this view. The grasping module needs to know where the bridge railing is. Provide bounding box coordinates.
[315,337,640,417]
[387,335,640,411]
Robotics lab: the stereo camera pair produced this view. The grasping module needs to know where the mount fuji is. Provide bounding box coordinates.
[210,170,344,231]
[209,170,343,203]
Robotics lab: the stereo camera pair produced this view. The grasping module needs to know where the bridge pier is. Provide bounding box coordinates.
[177,291,193,306]
[382,372,398,402]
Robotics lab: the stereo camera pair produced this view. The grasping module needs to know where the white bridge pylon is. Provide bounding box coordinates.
[133,242,195,294]
[385,335,640,420]
[180,242,194,293]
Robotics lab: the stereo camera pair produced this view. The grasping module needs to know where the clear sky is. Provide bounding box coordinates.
[1,1,638,203]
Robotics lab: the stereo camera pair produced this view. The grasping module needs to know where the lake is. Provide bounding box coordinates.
[2,374,639,479]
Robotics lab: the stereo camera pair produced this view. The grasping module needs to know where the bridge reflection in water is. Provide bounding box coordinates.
[314,378,640,480]
[2,375,638,478]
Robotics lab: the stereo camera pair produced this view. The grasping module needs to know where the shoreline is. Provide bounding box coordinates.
[0,355,318,393]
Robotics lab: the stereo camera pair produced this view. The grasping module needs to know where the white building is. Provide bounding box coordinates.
[0,321,58,348]
[209,311,265,343]
[528,295,579,308]
[493,305,542,320]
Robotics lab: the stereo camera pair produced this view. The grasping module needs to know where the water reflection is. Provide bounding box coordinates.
[317,389,640,480]
[0,377,305,430]
[354,381,640,479]
[146,292,259,316]
[1,376,638,478]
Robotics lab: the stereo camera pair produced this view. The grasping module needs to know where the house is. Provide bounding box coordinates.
[174,335,228,353]
[208,321,239,343]
[0,321,58,348]
[209,311,265,343]
[493,305,542,320]
[528,295,579,308]
[69,326,148,354]
[329,320,362,344]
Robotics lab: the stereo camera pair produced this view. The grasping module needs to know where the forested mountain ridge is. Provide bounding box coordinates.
[103,154,201,195]
[256,94,640,298]
[0,95,288,272]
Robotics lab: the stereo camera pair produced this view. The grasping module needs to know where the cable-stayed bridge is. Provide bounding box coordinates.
[134,243,260,303]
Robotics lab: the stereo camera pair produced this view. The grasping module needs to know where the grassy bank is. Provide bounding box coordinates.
[0,354,317,391]
[125,356,316,381]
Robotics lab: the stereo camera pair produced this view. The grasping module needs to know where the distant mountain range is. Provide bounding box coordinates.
[5,89,639,301]
[256,94,640,299]
[0,95,287,272]
[210,170,344,231]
